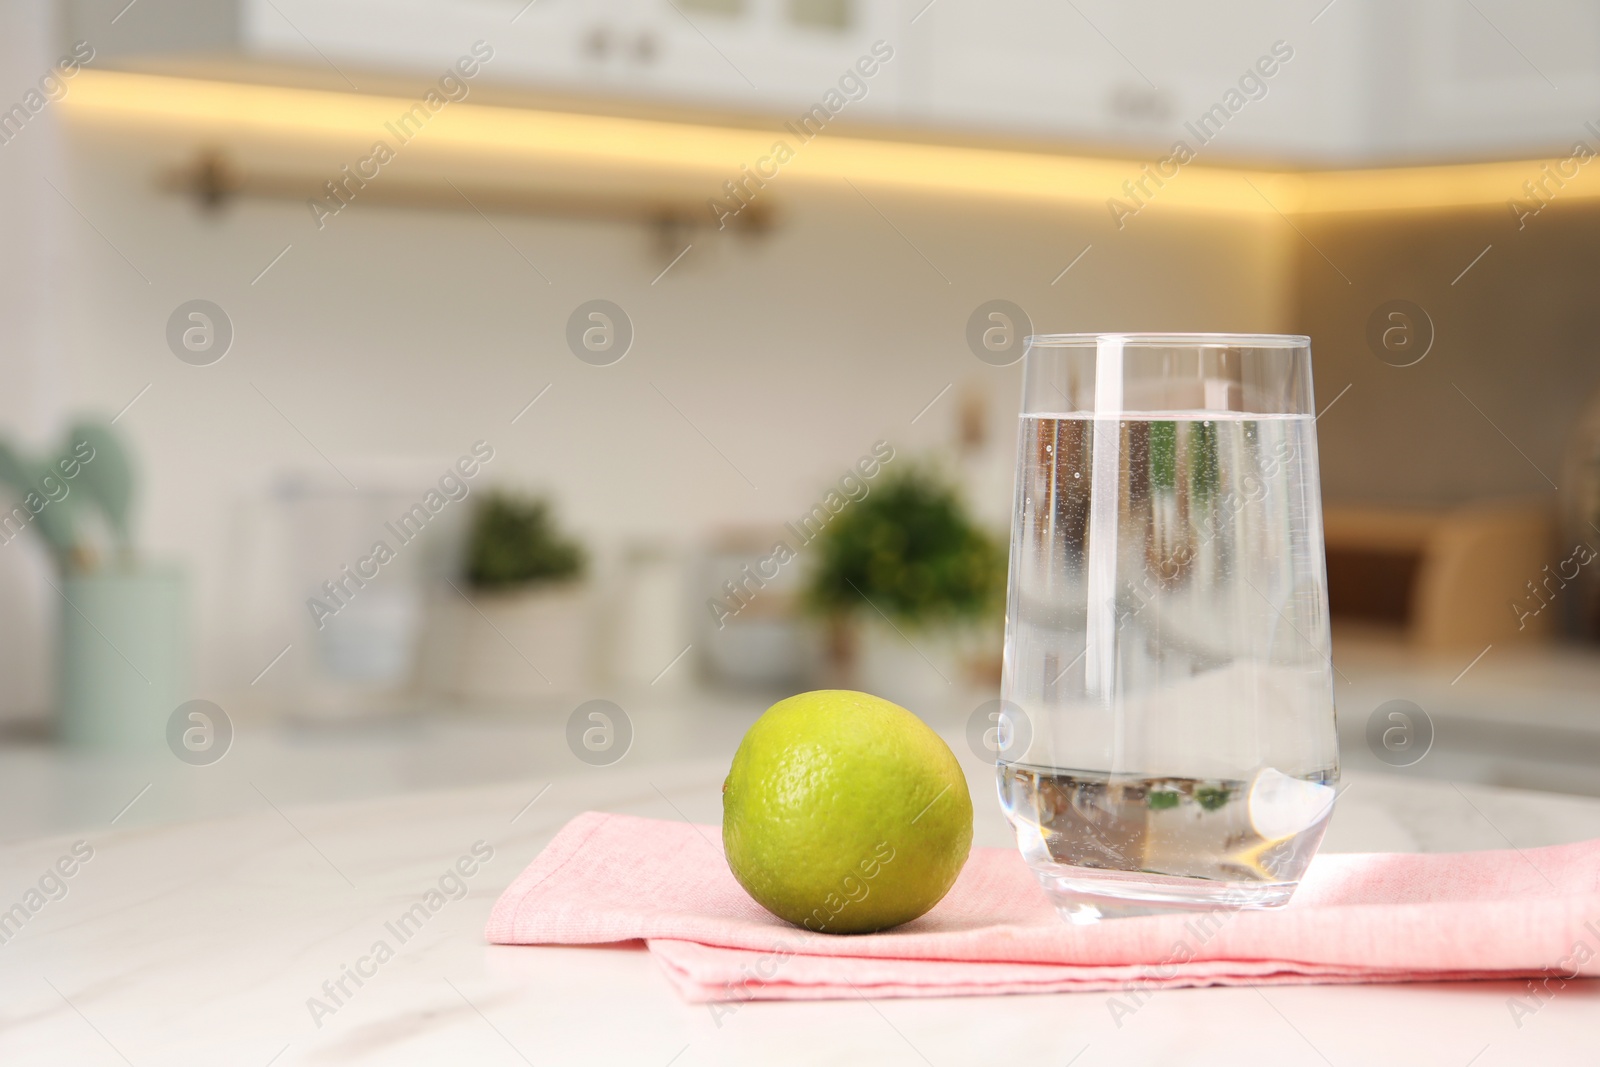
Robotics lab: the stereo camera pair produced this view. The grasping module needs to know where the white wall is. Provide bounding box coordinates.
[0,105,1295,719]
[0,0,70,724]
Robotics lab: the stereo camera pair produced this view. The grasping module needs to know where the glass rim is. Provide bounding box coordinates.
[1025,332,1310,349]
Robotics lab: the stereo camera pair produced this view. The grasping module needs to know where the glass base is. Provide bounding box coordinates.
[1031,861,1299,925]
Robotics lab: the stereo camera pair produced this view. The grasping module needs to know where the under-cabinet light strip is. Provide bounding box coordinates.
[60,70,1597,218]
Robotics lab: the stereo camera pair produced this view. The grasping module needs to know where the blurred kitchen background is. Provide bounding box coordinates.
[3,0,1600,837]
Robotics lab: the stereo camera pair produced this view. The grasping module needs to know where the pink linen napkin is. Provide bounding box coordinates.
[486,811,1600,1002]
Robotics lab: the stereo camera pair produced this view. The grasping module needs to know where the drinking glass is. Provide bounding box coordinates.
[997,333,1339,923]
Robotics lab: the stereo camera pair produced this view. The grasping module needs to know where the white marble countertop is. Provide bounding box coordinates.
[3,755,1600,1066]
[1331,637,1600,796]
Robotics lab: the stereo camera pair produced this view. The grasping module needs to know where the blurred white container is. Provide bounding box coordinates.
[697,529,821,689]
[273,465,467,719]
[612,542,692,690]
[705,614,822,689]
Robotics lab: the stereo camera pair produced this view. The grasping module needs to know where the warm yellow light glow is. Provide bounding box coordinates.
[61,69,1599,218]
[1296,157,1600,214]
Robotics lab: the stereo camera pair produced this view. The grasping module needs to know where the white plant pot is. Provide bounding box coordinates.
[451,583,592,702]
[854,616,978,714]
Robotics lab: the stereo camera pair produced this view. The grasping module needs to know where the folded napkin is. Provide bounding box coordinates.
[486,811,1600,1002]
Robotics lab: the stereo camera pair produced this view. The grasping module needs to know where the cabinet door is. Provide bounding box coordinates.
[242,0,547,76]
[900,0,1147,143]
[1113,0,1355,162]
[649,0,905,117]
[242,0,903,117]
[1374,0,1600,160]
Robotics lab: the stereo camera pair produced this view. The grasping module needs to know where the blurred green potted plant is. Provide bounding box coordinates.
[452,491,592,701]
[0,421,186,747]
[805,464,1005,707]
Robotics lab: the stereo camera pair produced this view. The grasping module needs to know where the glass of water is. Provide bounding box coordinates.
[997,333,1339,923]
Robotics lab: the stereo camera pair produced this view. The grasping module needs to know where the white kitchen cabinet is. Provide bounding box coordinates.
[900,0,1600,164]
[240,0,906,119]
[1100,0,1370,164]
[1367,0,1600,162]
[896,0,1140,144]
[895,0,1373,163]
[58,0,1600,164]
[1148,0,1600,165]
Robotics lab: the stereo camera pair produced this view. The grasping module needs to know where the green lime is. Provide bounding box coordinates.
[722,689,973,934]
